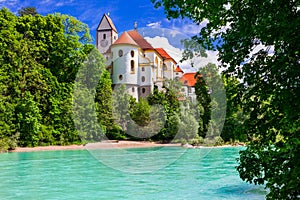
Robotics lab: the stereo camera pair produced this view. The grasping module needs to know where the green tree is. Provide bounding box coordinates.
[221,75,248,143]
[0,8,94,149]
[176,104,199,142]
[95,70,115,134]
[111,85,133,139]
[18,7,37,16]
[148,83,181,141]
[16,92,42,147]
[0,8,20,150]
[194,71,211,138]
[73,47,106,143]
[152,0,300,198]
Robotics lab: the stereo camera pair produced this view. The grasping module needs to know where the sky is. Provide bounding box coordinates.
[0,0,219,70]
[0,0,202,39]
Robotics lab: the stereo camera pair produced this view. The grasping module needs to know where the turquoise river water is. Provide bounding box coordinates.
[0,147,267,199]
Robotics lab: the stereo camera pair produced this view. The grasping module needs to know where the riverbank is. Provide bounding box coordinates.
[9,140,182,152]
[8,140,245,153]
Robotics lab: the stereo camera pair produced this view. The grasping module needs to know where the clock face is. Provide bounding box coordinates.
[100,39,108,47]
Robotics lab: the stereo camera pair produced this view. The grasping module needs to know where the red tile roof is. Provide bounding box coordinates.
[180,72,197,87]
[114,31,138,46]
[155,48,177,63]
[174,66,184,73]
[128,30,154,50]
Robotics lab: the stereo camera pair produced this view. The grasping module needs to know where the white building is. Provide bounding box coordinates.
[96,14,196,101]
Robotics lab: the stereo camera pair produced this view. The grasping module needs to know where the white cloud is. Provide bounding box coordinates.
[145,36,220,73]
[0,0,18,7]
[146,21,161,28]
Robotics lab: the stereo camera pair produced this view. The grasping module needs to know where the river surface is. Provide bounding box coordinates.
[0,147,267,199]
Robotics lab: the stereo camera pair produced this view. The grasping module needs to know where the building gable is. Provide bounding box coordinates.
[97,14,117,32]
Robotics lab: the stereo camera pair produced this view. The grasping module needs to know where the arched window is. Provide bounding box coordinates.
[131,50,134,57]
[131,60,135,72]
[141,76,145,82]
[103,34,106,39]
[142,88,146,93]
[119,75,123,80]
[119,50,123,57]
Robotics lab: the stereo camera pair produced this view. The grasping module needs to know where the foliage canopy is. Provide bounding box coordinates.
[152,0,300,198]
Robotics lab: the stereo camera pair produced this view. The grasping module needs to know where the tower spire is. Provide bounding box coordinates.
[134,21,137,30]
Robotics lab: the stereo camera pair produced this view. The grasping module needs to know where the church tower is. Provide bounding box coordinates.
[96,14,118,54]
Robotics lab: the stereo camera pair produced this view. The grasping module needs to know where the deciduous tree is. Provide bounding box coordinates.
[152,0,300,198]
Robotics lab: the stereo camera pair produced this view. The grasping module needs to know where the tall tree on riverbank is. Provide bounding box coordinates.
[0,8,100,149]
[152,0,300,198]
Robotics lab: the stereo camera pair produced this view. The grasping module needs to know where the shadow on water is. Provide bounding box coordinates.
[216,183,268,198]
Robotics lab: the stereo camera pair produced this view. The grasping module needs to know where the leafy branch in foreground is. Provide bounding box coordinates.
[152,0,300,198]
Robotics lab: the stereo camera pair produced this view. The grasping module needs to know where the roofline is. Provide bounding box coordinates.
[97,14,117,32]
[111,43,140,48]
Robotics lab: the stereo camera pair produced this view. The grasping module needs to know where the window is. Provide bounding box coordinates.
[142,88,146,93]
[118,50,123,57]
[119,75,123,80]
[132,87,135,92]
[142,67,145,71]
[163,64,167,71]
[103,34,106,40]
[131,50,134,57]
[176,73,179,75]
[184,80,188,84]
[131,60,135,72]
[141,76,145,82]
[114,35,117,40]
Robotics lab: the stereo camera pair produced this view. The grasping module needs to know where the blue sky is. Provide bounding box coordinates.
[0,0,203,43]
[0,0,220,70]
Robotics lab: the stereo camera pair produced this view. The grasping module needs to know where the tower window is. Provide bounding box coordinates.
[119,75,123,80]
[142,67,145,71]
[132,87,135,92]
[141,76,145,82]
[103,34,106,39]
[142,88,146,94]
[131,60,135,72]
[119,50,123,57]
[131,50,134,57]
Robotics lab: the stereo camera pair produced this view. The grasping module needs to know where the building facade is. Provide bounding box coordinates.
[96,14,196,101]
